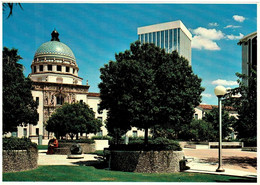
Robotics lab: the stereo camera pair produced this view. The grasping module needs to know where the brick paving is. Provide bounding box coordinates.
[183,148,257,173]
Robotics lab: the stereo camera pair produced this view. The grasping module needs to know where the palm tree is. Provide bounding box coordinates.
[3,47,23,70]
[3,3,23,18]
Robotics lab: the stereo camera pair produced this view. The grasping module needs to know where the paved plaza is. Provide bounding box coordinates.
[38,148,257,179]
[184,148,257,178]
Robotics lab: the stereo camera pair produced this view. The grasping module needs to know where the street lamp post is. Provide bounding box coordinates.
[214,85,226,172]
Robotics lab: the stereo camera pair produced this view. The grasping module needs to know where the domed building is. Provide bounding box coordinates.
[30,30,82,85]
[15,30,108,144]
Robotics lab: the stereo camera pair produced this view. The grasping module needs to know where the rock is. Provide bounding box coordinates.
[70,143,83,154]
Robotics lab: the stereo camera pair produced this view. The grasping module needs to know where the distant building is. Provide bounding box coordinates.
[237,31,257,86]
[194,104,238,120]
[137,20,192,64]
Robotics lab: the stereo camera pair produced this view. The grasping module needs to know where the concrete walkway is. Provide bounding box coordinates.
[38,150,98,166]
[183,148,257,178]
[184,156,257,178]
[38,149,257,179]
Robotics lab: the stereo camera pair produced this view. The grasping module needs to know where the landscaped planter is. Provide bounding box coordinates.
[109,150,184,173]
[55,143,95,155]
[3,147,38,173]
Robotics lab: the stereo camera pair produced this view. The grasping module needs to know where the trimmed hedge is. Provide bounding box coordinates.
[109,138,182,151]
[3,137,37,151]
[58,139,94,144]
[242,137,257,147]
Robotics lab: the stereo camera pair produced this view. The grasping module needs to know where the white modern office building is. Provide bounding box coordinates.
[137,20,192,64]
[237,31,257,86]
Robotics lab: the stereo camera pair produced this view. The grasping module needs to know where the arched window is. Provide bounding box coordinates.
[56,95,64,105]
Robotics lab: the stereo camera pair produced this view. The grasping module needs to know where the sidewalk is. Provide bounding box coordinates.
[38,150,98,166]
[184,156,257,178]
[183,148,257,178]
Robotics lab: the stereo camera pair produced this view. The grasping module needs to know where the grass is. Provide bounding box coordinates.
[3,165,256,182]
[88,150,104,156]
[37,145,48,150]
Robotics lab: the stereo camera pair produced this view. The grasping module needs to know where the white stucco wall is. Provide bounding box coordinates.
[87,96,108,136]
[30,73,82,85]
[194,107,204,120]
[76,94,87,103]
[31,90,44,136]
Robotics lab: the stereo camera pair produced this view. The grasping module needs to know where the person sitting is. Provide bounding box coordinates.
[46,136,59,154]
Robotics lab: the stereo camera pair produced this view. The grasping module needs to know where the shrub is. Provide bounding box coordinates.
[58,139,94,144]
[242,137,257,147]
[109,137,182,151]
[3,137,37,151]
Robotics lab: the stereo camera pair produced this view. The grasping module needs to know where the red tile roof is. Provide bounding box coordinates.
[88,92,100,97]
[198,104,235,111]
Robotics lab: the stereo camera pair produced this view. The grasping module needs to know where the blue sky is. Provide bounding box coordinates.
[3,3,257,105]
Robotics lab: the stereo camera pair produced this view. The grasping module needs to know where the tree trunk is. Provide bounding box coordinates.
[69,133,74,140]
[76,133,79,140]
[144,127,148,146]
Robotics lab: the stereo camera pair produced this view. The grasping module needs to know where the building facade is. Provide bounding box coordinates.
[10,30,107,144]
[137,20,192,64]
[237,31,257,86]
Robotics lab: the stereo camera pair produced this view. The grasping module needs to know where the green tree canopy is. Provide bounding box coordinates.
[202,107,236,141]
[46,102,102,139]
[3,47,39,133]
[99,41,204,144]
[179,119,215,141]
[224,65,257,145]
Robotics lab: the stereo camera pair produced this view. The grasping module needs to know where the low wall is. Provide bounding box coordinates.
[55,143,95,155]
[182,142,243,149]
[3,147,38,173]
[94,140,109,150]
[109,150,184,173]
[209,142,243,148]
[242,147,257,152]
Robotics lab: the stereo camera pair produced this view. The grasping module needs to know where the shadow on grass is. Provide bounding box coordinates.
[72,160,107,169]
[215,178,257,183]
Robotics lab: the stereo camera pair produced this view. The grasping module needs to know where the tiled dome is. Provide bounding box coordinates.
[34,41,75,60]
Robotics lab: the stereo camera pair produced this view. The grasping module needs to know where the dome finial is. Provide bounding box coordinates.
[51,29,60,42]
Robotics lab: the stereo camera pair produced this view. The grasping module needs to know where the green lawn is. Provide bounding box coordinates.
[3,165,256,182]
[37,145,48,150]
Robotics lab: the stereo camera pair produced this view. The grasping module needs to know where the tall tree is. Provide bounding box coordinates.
[99,41,204,144]
[3,47,38,133]
[224,66,257,145]
[46,102,102,139]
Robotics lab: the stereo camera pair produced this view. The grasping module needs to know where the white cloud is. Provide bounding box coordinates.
[224,25,241,29]
[209,22,219,27]
[211,79,238,86]
[191,27,224,50]
[193,27,225,40]
[202,93,212,98]
[233,15,245,22]
[226,33,244,40]
[192,35,220,50]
